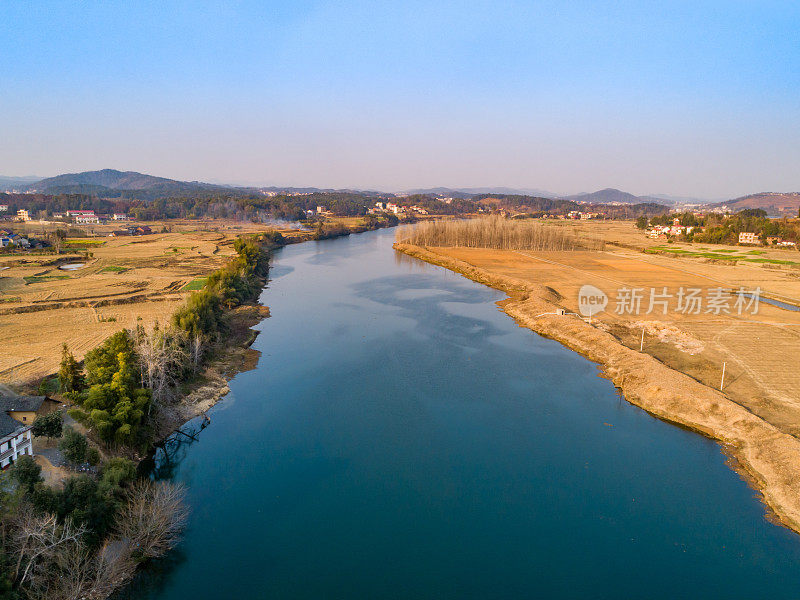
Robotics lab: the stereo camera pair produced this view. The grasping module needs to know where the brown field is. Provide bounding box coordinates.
[409,221,800,436]
[0,218,309,384]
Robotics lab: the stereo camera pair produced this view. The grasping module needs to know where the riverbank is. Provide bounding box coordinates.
[394,242,800,535]
[152,218,405,439]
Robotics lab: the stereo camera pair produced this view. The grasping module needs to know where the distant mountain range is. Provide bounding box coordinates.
[405,186,709,206]
[0,175,43,189]
[1,170,797,213]
[404,186,560,199]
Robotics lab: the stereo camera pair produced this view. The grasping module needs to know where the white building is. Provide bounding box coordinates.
[112,213,128,220]
[75,215,101,224]
[0,205,7,212]
[16,209,30,221]
[739,232,759,245]
[0,399,38,470]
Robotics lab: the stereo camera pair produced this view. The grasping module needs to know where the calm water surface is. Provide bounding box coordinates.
[127,229,800,599]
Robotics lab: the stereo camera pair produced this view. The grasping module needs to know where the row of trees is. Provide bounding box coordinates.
[397,216,606,251]
[0,190,390,222]
[56,232,277,450]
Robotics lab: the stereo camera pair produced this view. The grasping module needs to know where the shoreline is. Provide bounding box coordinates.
[154,220,404,441]
[394,241,800,536]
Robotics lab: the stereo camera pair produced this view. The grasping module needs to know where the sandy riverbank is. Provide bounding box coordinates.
[394,242,800,536]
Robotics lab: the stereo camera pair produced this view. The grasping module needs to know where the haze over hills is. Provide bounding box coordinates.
[0,175,43,189]
[18,168,236,197]
[560,188,647,205]
[0,170,796,214]
[404,186,560,199]
[711,192,800,216]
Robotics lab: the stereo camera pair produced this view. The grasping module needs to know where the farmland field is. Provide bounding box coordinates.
[0,219,306,383]
[409,220,800,437]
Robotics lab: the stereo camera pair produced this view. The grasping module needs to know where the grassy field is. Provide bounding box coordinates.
[408,219,800,438]
[180,277,208,291]
[0,218,308,384]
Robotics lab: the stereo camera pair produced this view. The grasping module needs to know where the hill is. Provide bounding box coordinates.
[713,192,800,216]
[0,175,44,191]
[561,188,664,205]
[404,186,560,199]
[23,169,240,199]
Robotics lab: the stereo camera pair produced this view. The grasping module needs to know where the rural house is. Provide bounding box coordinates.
[739,232,759,245]
[1,395,60,425]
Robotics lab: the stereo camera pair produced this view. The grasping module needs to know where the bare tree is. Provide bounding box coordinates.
[13,517,136,600]
[189,333,206,373]
[397,215,605,251]
[133,325,189,414]
[11,508,86,592]
[115,480,189,559]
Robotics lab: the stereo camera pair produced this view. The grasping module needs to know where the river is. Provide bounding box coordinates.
[126,228,800,599]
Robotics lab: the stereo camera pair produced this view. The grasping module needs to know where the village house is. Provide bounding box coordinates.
[16,209,30,222]
[67,210,95,217]
[75,214,101,224]
[75,214,102,224]
[0,205,8,212]
[0,395,58,469]
[128,225,152,236]
[9,234,30,248]
[739,232,759,245]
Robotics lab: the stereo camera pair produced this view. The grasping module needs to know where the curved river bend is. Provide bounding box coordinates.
[126,228,800,599]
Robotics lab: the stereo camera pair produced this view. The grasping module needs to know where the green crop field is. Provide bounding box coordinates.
[180,277,208,291]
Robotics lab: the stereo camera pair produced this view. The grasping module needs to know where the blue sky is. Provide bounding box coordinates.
[1,1,798,197]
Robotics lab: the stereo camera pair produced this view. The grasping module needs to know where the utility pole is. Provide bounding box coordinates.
[720,361,726,391]
[640,328,645,351]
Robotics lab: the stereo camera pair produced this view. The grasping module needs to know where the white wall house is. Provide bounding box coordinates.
[0,417,33,469]
[739,232,759,245]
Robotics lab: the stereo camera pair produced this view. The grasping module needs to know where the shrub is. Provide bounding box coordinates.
[11,455,42,492]
[31,410,63,441]
[59,426,88,464]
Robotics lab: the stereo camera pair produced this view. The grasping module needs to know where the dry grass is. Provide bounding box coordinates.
[402,219,800,438]
[0,219,301,385]
[397,216,605,251]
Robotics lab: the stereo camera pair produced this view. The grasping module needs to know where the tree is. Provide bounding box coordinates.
[83,331,135,387]
[635,215,648,229]
[114,480,189,560]
[31,411,63,442]
[11,456,42,493]
[58,344,84,394]
[58,427,88,464]
[11,508,86,592]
